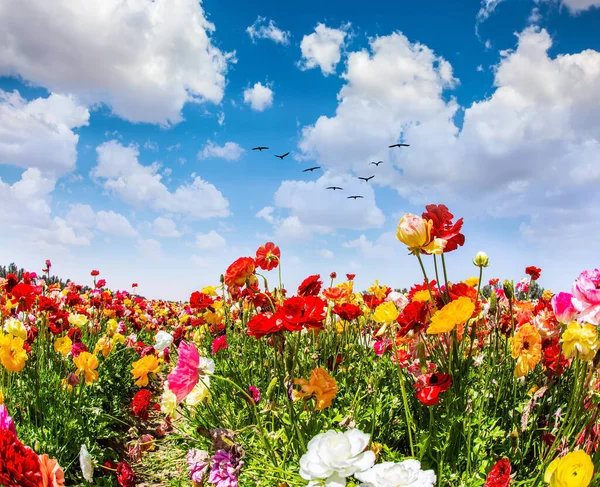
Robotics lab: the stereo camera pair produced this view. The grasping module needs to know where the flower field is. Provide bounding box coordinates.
[1,205,599,487]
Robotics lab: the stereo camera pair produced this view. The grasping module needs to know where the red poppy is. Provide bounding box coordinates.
[224,257,256,289]
[525,266,542,281]
[489,278,500,286]
[247,312,284,338]
[346,274,356,281]
[131,389,153,420]
[91,270,100,277]
[391,349,411,367]
[211,335,228,355]
[362,294,384,310]
[132,283,138,288]
[330,272,337,279]
[483,458,511,487]
[280,296,327,330]
[396,301,428,336]
[116,461,136,487]
[190,292,215,310]
[542,340,570,377]
[255,242,281,271]
[0,429,42,487]
[297,274,322,297]
[422,204,465,252]
[332,303,362,321]
[414,373,452,406]
[10,283,37,312]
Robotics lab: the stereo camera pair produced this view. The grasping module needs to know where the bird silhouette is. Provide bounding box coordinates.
[275,152,290,160]
[347,195,364,199]
[326,186,343,190]
[358,175,375,182]
[370,161,384,166]
[389,143,410,148]
[303,166,321,173]
[252,146,269,151]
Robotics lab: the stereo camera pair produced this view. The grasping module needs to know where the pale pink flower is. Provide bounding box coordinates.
[572,269,600,325]
[0,405,17,435]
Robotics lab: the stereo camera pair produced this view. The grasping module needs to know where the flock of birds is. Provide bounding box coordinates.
[251,143,410,199]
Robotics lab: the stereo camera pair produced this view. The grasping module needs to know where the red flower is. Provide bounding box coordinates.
[247,312,283,339]
[422,204,465,252]
[68,327,82,343]
[483,458,511,487]
[280,296,327,330]
[5,274,18,293]
[373,338,392,356]
[396,301,428,336]
[190,292,215,310]
[255,242,281,271]
[96,279,107,289]
[45,259,52,268]
[362,294,384,310]
[346,274,356,281]
[489,278,500,286]
[116,461,137,487]
[448,283,480,315]
[391,349,411,367]
[414,373,452,406]
[38,296,60,313]
[224,257,256,288]
[91,270,100,277]
[132,283,138,288]
[542,340,570,377]
[131,389,153,421]
[10,283,37,312]
[408,280,437,301]
[332,303,362,321]
[211,335,228,355]
[297,275,322,297]
[330,272,337,279]
[0,429,42,487]
[525,266,542,281]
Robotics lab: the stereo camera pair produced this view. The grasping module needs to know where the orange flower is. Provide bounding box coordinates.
[39,454,66,487]
[224,257,256,288]
[511,323,542,378]
[293,367,338,410]
[322,287,349,302]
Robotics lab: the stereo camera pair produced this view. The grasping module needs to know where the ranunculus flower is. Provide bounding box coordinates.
[293,367,338,411]
[332,303,363,322]
[154,331,173,352]
[281,296,327,331]
[373,301,399,325]
[422,204,465,253]
[484,458,511,487]
[247,312,283,339]
[79,444,93,482]
[224,257,256,289]
[561,322,600,362]
[0,429,42,487]
[544,450,594,487]
[386,291,409,311]
[0,405,16,435]
[211,335,228,355]
[299,429,376,485]
[355,459,437,487]
[427,297,475,335]
[298,274,323,296]
[414,373,452,406]
[187,449,210,483]
[255,242,281,271]
[571,269,600,325]
[552,293,578,324]
[167,342,215,403]
[512,323,542,378]
[39,454,66,487]
[116,460,136,487]
[526,266,542,281]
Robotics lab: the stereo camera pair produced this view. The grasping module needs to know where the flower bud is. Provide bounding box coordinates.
[473,251,489,268]
[266,376,278,400]
[489,291,497,315]
[503,280,514,301]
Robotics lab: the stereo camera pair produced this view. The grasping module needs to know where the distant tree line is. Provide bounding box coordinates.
[1,262,85,290]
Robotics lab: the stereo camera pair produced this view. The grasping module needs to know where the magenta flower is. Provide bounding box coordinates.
[186,448,210,483]
[209,450,243,487]
[0,405,17,435]
[71,342,89,357]
[373,338,393,356]
[248,386,261,404]
[551,292,578,324]
[168,342,215,403]
[211,335,228,355]
[572,269,600,325]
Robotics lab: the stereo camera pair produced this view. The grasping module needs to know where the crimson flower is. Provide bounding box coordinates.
[211,335,228,355]
[346,274,356,281]
[396,301,428,336]
[280,296,327,330]
[224,257,256,289]
[247,312,283,339]
[525,266,542,281]
[96,279,107,289]
[422,204,465,252]
[332,303,362,321]
[10,283,37,312]
[248,385,261,404]
[330,272,337,279]
[362,294,384,310]
[489,278,500,286]
[542,340,570,377]
[132,283,138,288]
[483,458,511,487]
[297,274,323,297]
[414,373,452,406]
[190,292,215,310]
[131,389,153,421]
[91,270,100,277]
[391,349,411,367]
[0,429,42,487]
[116,461,136,487]
[255,242,281,271]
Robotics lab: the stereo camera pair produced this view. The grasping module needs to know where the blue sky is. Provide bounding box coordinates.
[1,0,600,299]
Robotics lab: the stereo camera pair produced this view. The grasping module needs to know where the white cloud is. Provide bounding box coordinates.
[246,16,290,45]
[560,0,600,13]
[318,249,334,259]
[152,217,182,238]
[198,140,245,161]
[0,0,233,125]
[66,204,97,229]
[298,23,349,75]
[0,90,89,176]
[144,140,159,152]
[136,238,162,260]
[93,141,230,220]
[256,206,276,224]
[195,230,226,251]
[476,0,505,24]
[96,210,138,237]
[343,232,398,260]
[476,65,484,72]
[243,82,274,111]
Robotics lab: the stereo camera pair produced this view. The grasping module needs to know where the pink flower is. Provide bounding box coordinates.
[248,386,260,404]
[373,338,392,356]
[167,342,215,403]
[572,269,600,325]
[211,335,228,355]
[0,405,17,435]
[551,292,578,324]
[209,450,243,487]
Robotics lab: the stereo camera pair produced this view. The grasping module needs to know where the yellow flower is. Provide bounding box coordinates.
[0,389,4,404]
[561,322,600,362]
[463,277,479,288]
[179,314,190,324]
[337,281,353,296]
[111,333,125,346]
[368,280,388,300]
[0,333,28,372]
[94,336,113,358]
[204,301,224,326]
[160,384,178,416]
[106,319,119,337]
[3,318,27,340]
[131,354,161,387]
[293,368,338,411]
[373,301,399,325]
[473,251,489,267]
[202,285,219,296]
[54,336,73,356]
[544,450,594,487]
[542,289,554,301]
[185,381,211,407]
[396,214,447,255]
[427,297,475,334]
[68,313,88,329]
[73,352,99,385]
[412,290,432,303]
[511,323,542,378]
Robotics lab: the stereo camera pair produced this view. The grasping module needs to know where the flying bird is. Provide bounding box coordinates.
[275,152,290,160]
[326,186,343,190]
[370,161,384,166]
[358,175,375,182]
[347,195,364,199]
[303,166,321,173]
[389,143,410,148]
[252,146,269,151]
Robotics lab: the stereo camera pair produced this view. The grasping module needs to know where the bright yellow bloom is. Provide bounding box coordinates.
[179,314,191,324]
[542,289,554,301]
[396,214,447,255]
[412,290,432,303]
[202,285,219,296]
[337,281,354,297]
[111,333,125,346]
[94,336,113,358]
[3,317,27,340]
[68,313,88,329]
[561,322,599,361]
[73,352,99,385]
[373,301,399,325]
[0,389,3,404]
[131,354,161,387]
[427,297,475,334]
[54,336,73,356]
[368,280,388,300]
[293,368,338,411]
[544,450,594,487]
[511,323,542,378]
[0,333,28,372]
[463,277,479,287]
[106,319,119,337]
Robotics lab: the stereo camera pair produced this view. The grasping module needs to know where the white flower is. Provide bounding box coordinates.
[386,292,409,311]
[300,429,375,485]
[154,330,174,351]
[79,444,94,482]
[185,378,211,407]
[198,356,216,376]
[355,460,436,487]
[160,383,178,417]
[3,317,27,340]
